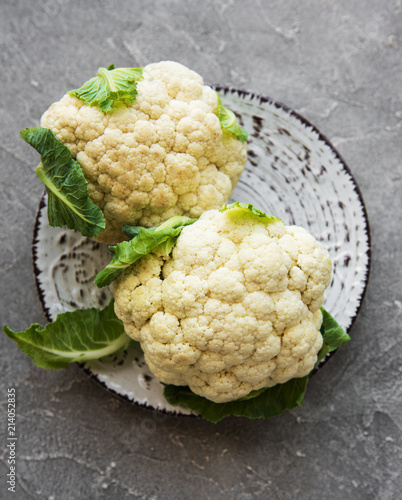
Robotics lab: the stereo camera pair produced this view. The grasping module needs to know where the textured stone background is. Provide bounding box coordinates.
[1,0,401,499]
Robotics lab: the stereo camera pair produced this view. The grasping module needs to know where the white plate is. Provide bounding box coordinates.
[32,87,371,416]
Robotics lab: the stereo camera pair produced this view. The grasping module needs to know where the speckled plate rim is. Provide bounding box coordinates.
[31,86,371,416]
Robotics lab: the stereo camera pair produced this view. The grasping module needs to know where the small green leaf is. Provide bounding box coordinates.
[316,343,330,364]
[3,300,131,369]
[216,94,248,142]
[122,224,157,239]
[238,387,268,401]
[69,66,143,112]
[95,216,197,288]
[20,127,105,238]
[319,308,351,353]
[220,201,282,224]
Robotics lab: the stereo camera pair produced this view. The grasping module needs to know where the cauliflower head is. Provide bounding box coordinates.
[113,205,332,403]
[40,62,247,244]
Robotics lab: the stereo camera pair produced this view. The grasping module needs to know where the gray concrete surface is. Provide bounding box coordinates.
[1,0,401,499]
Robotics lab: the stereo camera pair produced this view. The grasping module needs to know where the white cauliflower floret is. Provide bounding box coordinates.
[113,208,332,403]
[40,61,247,244]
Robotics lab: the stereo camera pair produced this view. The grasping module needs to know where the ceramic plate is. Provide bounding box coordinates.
[32,87,371,415]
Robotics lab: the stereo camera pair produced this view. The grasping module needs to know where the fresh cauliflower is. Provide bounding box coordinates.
[40,61,247,244]
[113,204,332,403]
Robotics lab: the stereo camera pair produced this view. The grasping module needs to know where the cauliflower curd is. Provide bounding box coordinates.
[40,62,247,244]
[113,207,332,403]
